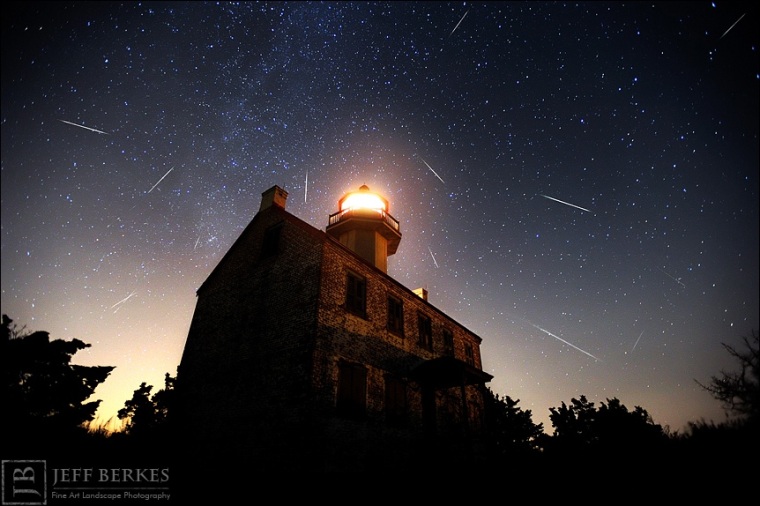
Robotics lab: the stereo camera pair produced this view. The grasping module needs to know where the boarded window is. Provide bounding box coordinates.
[345,272,366,317]
[442,328,454,356]
[337,362,367,418]
[385,375,407,427]
[465,344,475,366]
[387,296,404,335]
[418,313,433,350]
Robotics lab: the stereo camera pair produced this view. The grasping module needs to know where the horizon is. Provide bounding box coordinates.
[2,1,757,440]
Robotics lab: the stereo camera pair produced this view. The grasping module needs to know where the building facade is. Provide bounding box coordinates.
[177,185,493,472]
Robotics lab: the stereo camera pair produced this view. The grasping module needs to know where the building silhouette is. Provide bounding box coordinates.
[176,184,493,473]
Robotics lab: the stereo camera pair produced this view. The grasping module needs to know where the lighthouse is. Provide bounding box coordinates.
[177,183,492,478]
[325,185,402,273]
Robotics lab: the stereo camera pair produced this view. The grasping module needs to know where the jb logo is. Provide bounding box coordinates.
[1,461,46,506]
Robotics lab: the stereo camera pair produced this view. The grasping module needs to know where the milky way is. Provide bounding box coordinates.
[2,1,757,433]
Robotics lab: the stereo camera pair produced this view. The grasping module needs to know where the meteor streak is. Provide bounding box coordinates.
[428,246,439,268]
[530,323,602,361]
[448,9,469,38]
[305,171,308,203]
[657,267,686,288]
[719,13,745,40]
[58,119,110,135]
[147,167,174,194]
[539,194,591,213]
[421,158,445,184]
[631,330,644,353]
[111,290,137,313]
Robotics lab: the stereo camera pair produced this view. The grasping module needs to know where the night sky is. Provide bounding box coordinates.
[2,1,757,435]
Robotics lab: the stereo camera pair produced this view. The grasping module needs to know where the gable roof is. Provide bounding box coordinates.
[196,203,484,344]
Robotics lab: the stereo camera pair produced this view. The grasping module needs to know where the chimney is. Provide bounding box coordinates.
[260,186,288,211]
[413,288,428,301]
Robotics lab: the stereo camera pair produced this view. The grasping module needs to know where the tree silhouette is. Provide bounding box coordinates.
[480,387,545,472]
[696,329,759,423]
[118,382,156,435]
[118,372,176,439]
[546,394,597,447]
[483,387,544,457]
[593,397,668,448]
[542,395,668,458]
[676,329,760,485]
[2,314,114,452]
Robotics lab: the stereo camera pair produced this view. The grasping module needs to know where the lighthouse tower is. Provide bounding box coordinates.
[325,185,401,273]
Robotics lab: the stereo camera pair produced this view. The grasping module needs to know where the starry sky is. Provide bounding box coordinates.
[2,1,758,435]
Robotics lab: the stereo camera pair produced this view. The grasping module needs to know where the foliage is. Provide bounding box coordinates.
[118,372,176,438]
[2,314,114,433]
[482,387,544,466]
[542,395,668,457]
[547,394,597,446]
[696,329,759,423]
[6,310,757,478]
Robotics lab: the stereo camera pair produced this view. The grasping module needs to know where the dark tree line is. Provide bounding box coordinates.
[3,312,757,472]
[482,390,671,470]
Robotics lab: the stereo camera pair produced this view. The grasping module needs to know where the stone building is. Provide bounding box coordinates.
[176,184,493,473]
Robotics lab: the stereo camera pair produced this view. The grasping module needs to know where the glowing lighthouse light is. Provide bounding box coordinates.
[339,185,388,213]
[326,184,401,273]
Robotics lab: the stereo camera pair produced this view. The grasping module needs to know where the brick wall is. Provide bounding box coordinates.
[313,236,489,439]
[177,201,491,470]
[177,205,324,458]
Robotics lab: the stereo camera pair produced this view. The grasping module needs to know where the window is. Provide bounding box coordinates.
[387,296,404,335]
[337,362,367,418]
[417,313,433,350]
[384,375,407,427]
[442,328,454,356]
[345,271,366,317]
[260,223,283,259]
[465,344,475,366]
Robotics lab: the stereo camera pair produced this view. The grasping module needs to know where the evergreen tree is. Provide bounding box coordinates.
[2,314,114,453]
[118,372,176,439]
[483,387,544,468]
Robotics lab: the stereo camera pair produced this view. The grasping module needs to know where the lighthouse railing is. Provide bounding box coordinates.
[328,208,400,232]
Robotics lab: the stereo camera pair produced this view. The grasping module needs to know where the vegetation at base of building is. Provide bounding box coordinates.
[2,314,115,458]
[117,372,176,440]
[3,313,758,471]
